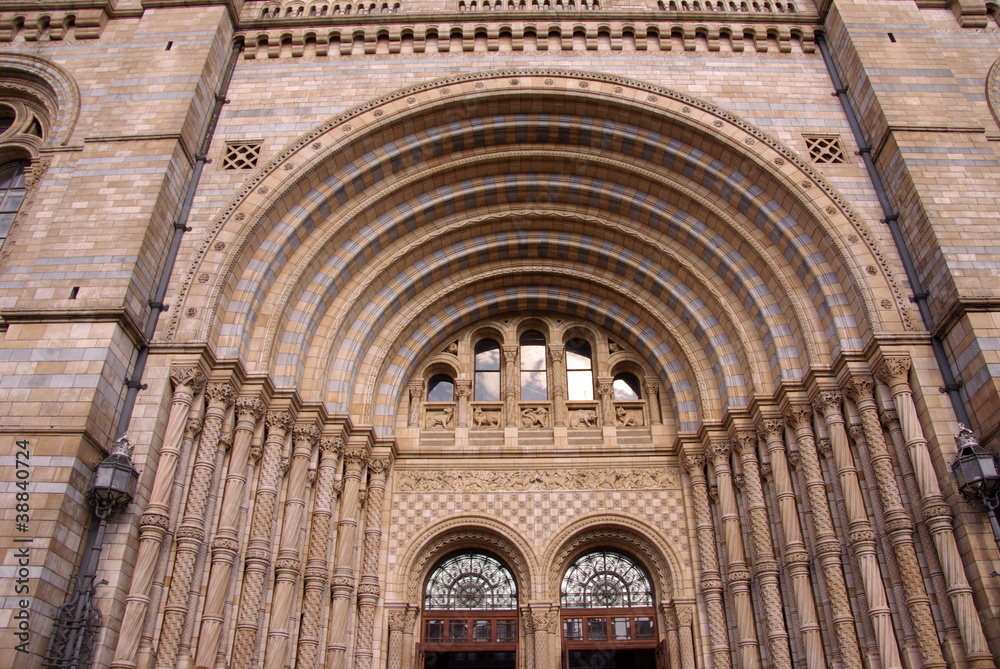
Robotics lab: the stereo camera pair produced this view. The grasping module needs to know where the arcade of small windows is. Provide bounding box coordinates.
[414,324,660,432]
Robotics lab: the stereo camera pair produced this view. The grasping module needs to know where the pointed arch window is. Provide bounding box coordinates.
[519,330,547,401]
[566,338,594,401]
[474,339,501,401]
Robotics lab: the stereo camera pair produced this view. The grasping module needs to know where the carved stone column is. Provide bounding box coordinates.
[661,604,682,669]
[784,404,864,669]
[875,358,995,669]
[355,456,392,669]
[386,609,407,669]
[676,606,696,669]
[732,430,791,669]
[845,374,947,669]
[597,378,615,426]
[706,438,760,669]
[455,380,471,428]
[503,345,519,427]
[194,395,265,669]
[298,436,345,669]
[520,609,536,669]
[407,383,422,427]
[401,608,419,669]
[264,424,320,669]
[112,367,206,669]
[682,452,731,669]
[156,381,236,669]
[549,344,567,427]
[812,390,904,669]
[644,376,661,424]
[326,445,369,668]
[528,608,555,669]
[231,410,293,669]
[757,417,826,669]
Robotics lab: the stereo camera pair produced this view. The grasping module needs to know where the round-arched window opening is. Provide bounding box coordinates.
[474,338,501,402]
[0,104,15,135]
[566,338,594,401]
[0,160,29,245]
[427,374,455,402]
[561,550,653,608]
[425,552,517,610]
[612,373,642,400]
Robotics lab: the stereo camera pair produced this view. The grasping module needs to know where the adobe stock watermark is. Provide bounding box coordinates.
[10,438,32,653]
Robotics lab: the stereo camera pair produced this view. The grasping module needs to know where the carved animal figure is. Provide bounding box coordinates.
[615,406,639,426]
[473,407,501,427]
[427,407,454,428]
[570,409,598,428]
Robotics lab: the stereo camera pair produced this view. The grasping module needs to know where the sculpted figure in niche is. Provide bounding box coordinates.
[570,409,598,428]
[521,406,548,428]
[426,407,454,429]
[615,406,641,427]
[472,407,501,427]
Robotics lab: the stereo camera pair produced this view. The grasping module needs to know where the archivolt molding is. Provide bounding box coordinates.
[171,69,906,350]
[542,513,687,605]
[988,56,1000,134]
[0,51,79,146]
[393,514,539,606]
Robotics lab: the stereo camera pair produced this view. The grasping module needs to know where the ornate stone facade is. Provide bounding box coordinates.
[3,2,1000,669]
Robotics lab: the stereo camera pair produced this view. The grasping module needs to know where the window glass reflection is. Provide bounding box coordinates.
[566,338,593,400]
[520,331,547,401]
[613,373,641,400]
[475,339,501,402]
[427,374,455,401]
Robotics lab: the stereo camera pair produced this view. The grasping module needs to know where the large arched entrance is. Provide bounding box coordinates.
[560,550,658,669]
[421,552,519,669]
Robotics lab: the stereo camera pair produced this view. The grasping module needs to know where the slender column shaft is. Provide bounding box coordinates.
[683,452,731,669]
[325,446,368,669]
[264,424,320,669]
[644,376,662,425]
[661,604,682,669]
[876,357,995,669]
[298,436,345,669]
[385,609,406,669]
[733,430,792,669]
[706,438,760,669]
[846,375,947,669]
[194,396,264,669]
[503,346,518,427]
[407,383,422,427]
[813,390,904,669]
[112,367,205,669]
[231,410,293,669]
[354,457,392,669]
[784,404,864,669]
[757,417,826,669]
[549,345,567,427]
[676,606,696,669]
[456,380,471,428]
[156,382,237,669]
[598,378,615,426]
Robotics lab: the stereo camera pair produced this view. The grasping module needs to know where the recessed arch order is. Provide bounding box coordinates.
[172,68,909,436]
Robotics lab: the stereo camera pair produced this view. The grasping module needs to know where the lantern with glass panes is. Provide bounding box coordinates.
[951,425,1000,555]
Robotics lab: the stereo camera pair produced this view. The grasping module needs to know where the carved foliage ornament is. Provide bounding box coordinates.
[395,467,675,492]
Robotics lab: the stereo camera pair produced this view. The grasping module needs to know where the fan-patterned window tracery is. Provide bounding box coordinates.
[561,550,653,608]
[424,552,517,610]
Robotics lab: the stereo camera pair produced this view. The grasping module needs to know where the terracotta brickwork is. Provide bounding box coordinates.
[1,1,1000,668]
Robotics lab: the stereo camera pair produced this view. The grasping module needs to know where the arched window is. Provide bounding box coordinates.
[561,550,657,667]
[427,374,455,402]
[613,373,642,400]
[474,339,501,401]
[0,160,28,248]
[422,552,518,666]
[566,338,594,400]
[519,330,547,401]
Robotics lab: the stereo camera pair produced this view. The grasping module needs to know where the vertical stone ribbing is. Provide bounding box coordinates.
[264,423,320,669]
[194,395,264,669]
[812,390,904,669]
[875,357,996,669]
[298,436,344,669]
[112,367,206,669]
[325,445,368,669]
[757,417,826,669]
[706,437,761,669]
[155,381,236,669]
[683,452,732,669]
[503,345,518,427]
[784,404,864,669]
[732,430,792,669]
[354,456,391,669]
[231,410,293,669]
[845,374,947,669]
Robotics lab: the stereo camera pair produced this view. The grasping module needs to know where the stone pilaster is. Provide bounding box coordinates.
[455,380,471,428]
[876,357,995,669]
[156,381,236,669]
[813,389,904,669]
[112,366,206,669]
[644,375,661,424]
[549,344,567,426]
[683,452,731,669]
[784,404,864,669]
[597,378,615,426]
[231,409,293,669]
[385,608,407,669]
[354,456,392,669]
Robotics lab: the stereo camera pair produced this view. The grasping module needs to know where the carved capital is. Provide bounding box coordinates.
[235,395,266,422]
[731,430,758,456]
[683,454,706,474]
[455,381,472,397]
[184,417,203,439]
[597,381,614,397]
[170,366,207,393]
[844,374,876,403]
[874,356,911,390]
[265,410,293,434]
[408,383,423,400]
[880,409,900,428]
[812,390,844,418]
[219,430,233,452]
[787,451,801,469]
[388,610,408,632]
[250,441,264,462]
[344,447,369,468]
[847,424,865,442]
[704,440,731,463]
[757,417,785,442]
[204,381,238,408]
[816,438,833,459]
[676,606,693,627]
[293,424,321,446]
[320,435,345,456]
[549,345,564,363]
[368,458,391,476]
[784,404,813,430]
[759,463,772,479]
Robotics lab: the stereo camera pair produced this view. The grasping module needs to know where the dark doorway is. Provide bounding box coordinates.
[567,648,657,669]
[423,651,516,668]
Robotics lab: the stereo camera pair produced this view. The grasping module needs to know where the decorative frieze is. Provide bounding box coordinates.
[395,467,676,491]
